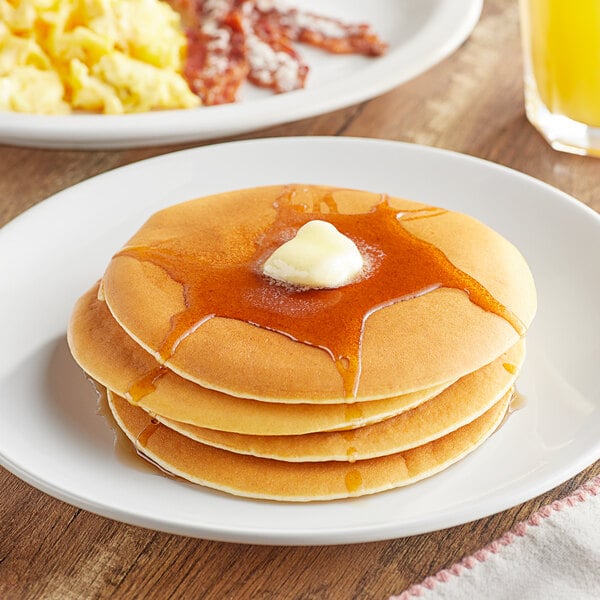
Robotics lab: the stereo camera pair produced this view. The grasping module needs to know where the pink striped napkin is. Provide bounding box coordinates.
[391,475,600,600]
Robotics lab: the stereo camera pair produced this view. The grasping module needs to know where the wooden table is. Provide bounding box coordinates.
[1,1,598,597]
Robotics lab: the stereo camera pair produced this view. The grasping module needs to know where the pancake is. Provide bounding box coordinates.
[101,185,537,402]
[68,285,452,434]
[69,183,537,502]
[107,390,511,501]
[152,339,524,461]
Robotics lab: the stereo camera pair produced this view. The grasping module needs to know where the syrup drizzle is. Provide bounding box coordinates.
[116,186,524,399]
[137,418,161,447]
[95,386,166,475]
[344,404,363,423]
[346,447,358,463]
[127,366,169,403]
[503,362,518,375]
[509,389,526,413]
[345,468,363,493]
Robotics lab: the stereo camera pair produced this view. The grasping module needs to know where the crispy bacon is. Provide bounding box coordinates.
[170,0,248,105]
[166,0,387,105]
[245,5,308,93]
[251,1,388,56]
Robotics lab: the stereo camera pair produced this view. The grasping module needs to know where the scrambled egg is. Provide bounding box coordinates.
[0,0,200,114]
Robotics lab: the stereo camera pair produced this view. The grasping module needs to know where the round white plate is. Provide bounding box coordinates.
[1,137,599,545]
[0,0,482,149]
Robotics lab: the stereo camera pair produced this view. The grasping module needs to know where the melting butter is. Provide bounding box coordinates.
[262,220,364,289]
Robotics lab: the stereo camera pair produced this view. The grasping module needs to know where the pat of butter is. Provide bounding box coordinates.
[263,220,364,288]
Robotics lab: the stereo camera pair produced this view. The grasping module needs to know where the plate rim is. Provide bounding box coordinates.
[0,0,483,149]
[4,136,600,231]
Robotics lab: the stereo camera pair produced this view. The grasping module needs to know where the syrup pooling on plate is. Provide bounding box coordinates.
[496,389,527,432]
[116,186,524,399]
[96,386,164,474]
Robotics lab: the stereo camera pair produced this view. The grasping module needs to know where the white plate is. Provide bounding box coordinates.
[1,137,599,545]
[0,0,482,149]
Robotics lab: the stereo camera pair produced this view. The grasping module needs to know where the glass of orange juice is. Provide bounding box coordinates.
[520,0,600,156]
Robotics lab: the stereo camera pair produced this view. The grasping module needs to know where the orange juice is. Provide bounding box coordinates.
[522,0,600,127]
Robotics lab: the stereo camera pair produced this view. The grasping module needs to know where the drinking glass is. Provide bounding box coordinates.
[520,0,600,156]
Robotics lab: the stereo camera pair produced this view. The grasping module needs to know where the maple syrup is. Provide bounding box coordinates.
[503,362,518,375]
[127,366,168,403]
[136,418,161,447]
[345,468,363,493]
[95,386,160,474]
[496,389,527,431]
[346,447,358,463]
[508,389,527,413]
[344,404,363,423]
[117,186,524,399]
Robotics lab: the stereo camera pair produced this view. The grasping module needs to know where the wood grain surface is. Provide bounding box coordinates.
[1,1,598,598]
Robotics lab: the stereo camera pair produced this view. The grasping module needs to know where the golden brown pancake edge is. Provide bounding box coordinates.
[107,390,511,501]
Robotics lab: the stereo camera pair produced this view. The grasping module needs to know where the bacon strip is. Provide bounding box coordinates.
[244,2,308,93]
[166,0,387,104]
[171,0,248,105]
[251,1,388,56]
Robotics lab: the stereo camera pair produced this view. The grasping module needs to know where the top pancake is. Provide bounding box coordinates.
[102,185,536,402]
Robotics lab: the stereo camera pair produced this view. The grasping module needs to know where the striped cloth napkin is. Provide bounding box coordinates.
[391,475,600,600]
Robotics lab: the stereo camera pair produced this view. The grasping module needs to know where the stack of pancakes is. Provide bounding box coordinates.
[67,185,536,501]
